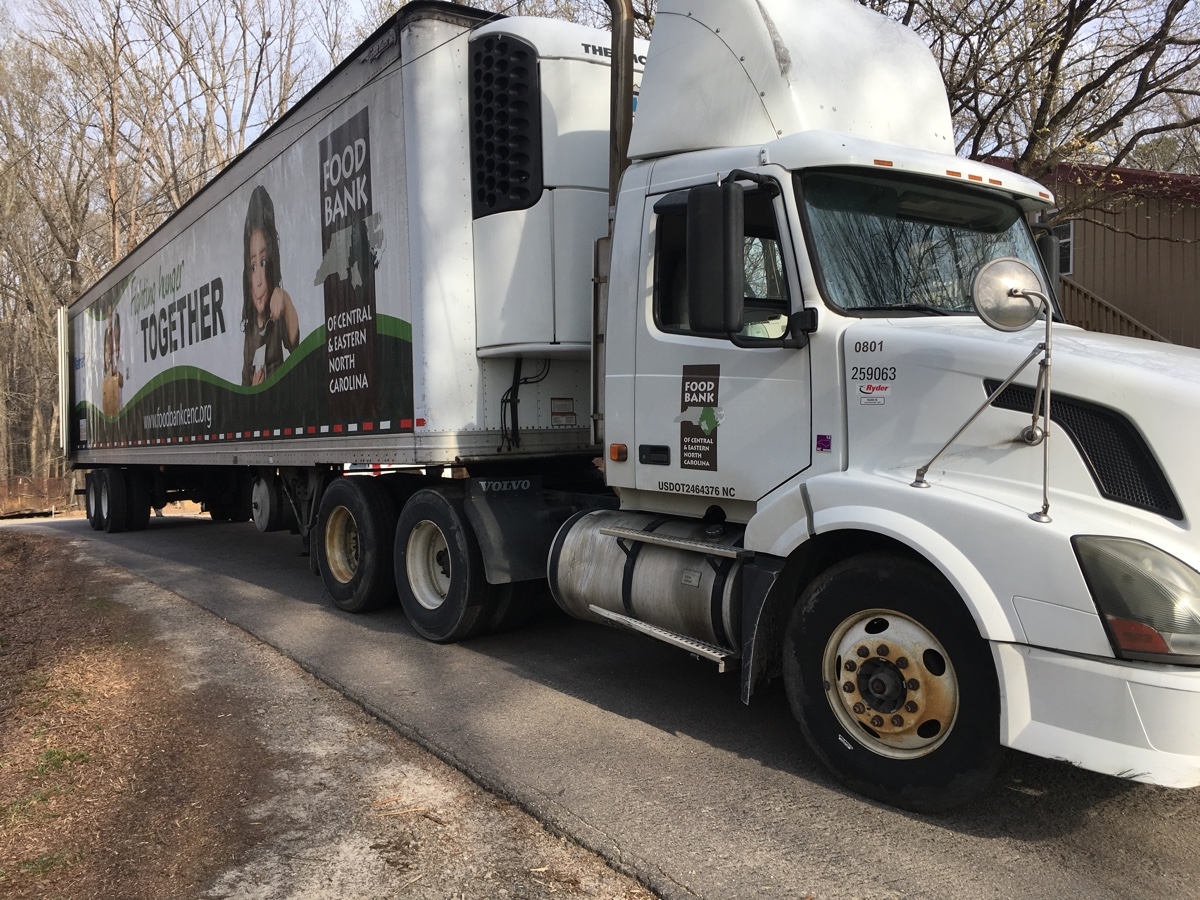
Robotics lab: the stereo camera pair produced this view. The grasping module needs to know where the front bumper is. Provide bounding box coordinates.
[995,642,1200,788]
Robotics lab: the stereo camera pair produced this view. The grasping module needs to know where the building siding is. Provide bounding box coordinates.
[1053,175,1200,349]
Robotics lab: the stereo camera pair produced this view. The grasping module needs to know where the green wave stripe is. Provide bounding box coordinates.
[74,314,412,423]
[377,314,412,342]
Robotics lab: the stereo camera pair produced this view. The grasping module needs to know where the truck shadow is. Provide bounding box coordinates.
[30,517,1177,848]
[461,608,1148,839]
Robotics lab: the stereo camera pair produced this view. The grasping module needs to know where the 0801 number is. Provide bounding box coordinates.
[853,340,884,353]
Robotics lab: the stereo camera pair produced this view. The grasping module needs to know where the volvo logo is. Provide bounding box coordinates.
[478,479,532,492]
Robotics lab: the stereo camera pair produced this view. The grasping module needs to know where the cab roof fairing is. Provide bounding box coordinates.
[629,0,955,161]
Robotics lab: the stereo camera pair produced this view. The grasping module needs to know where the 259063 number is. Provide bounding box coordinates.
[851,366,896,381]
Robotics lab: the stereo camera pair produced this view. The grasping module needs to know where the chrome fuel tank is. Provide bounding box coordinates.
[548,509,744,650]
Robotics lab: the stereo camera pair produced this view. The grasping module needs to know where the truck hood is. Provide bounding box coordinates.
[843,318,1200,525]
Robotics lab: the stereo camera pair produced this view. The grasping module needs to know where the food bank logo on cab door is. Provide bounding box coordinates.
[675,364,723,471]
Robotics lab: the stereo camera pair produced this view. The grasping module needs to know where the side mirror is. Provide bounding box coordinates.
[687,182,744,334]
[972,257,1047,332]
[1036,232,1060,291]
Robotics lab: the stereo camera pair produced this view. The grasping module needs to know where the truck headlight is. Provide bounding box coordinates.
[1073,536,1200,663]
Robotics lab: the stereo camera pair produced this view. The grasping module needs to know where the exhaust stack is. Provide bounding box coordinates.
[606,1,636,208]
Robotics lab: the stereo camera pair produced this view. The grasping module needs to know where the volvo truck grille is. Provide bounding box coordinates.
[986,380,1183,520]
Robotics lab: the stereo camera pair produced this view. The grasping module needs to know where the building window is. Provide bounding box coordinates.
[1052,221,1074,276]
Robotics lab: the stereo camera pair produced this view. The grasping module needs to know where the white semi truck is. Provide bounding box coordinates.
[61,0,1200,811]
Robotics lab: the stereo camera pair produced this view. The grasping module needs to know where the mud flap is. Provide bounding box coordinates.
[463,476,616,585]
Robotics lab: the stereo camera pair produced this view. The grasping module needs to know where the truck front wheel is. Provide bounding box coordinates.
[316,476,398,613]
[394,489,488,643]
[783,552,1002,813]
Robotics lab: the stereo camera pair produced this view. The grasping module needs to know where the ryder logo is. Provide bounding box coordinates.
[859,384,890,394]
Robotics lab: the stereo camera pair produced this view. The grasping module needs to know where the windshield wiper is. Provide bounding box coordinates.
[873,304,953,316]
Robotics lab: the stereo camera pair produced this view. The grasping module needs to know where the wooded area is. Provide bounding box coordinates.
[1,0,1197,481]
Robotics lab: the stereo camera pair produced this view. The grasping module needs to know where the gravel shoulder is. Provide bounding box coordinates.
[0,525,653,899]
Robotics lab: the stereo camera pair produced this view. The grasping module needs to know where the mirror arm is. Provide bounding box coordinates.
[726,308,816,350]
[727,331,808,350]
[1020,288,1054,523]
[912,343,1045,488]
[723,169,781,197]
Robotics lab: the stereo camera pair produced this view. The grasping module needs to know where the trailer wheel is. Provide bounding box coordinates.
[99,469,129,534]
[394,489,489,643]
[316,476,398,613]
[85,473,103,531]
[783,552,1002,813]
[126,470,152,531]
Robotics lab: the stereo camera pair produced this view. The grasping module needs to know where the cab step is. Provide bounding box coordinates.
[588,605,739,673]
[598,525,750,559]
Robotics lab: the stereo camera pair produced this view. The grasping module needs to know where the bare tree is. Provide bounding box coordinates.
[0,27,104,480]
[0,0,326,480]
[866,0,1200,217]
[349,0,655,46]
[137,0,318,198]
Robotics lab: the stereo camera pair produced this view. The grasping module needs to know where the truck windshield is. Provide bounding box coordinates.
[798,169,1048,315]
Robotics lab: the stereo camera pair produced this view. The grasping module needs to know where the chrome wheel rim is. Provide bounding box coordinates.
[823,608,959,759]
[324,506,359,585]
[407,520,451,611]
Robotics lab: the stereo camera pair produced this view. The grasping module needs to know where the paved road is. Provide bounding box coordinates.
[23,516,1200,899]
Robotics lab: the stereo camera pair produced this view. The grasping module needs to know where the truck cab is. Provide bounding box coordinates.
[550,0,1200,811]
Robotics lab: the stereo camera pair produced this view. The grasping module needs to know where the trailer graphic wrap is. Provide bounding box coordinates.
[317,108,380,424]
[72,98,414,450]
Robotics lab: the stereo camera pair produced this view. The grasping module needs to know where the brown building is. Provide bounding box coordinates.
[1040,164,1200,348]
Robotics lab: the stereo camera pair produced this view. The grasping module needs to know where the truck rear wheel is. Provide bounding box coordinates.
[85,473,103,531]
[783,552,1002,813]
[99,469,129,534]
[394,489,488,643]
[316,476,398,613]
[125,470,152,531]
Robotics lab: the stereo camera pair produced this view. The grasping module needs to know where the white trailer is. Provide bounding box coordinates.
[63,0,1200,812]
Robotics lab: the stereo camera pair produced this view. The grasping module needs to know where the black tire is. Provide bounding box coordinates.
[85,473,103,531]
[481,580,548,634]
[783,552,1002,813]
[205,472,249,523]
[316,476,399,613]
[99,469,129,534]
[229,471,253,523]
[252,474,298,534]
[206,496,233,522]
[126,470,152,531]
[394,489,491,643]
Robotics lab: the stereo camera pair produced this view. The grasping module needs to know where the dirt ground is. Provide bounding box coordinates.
[0,522,653,899]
